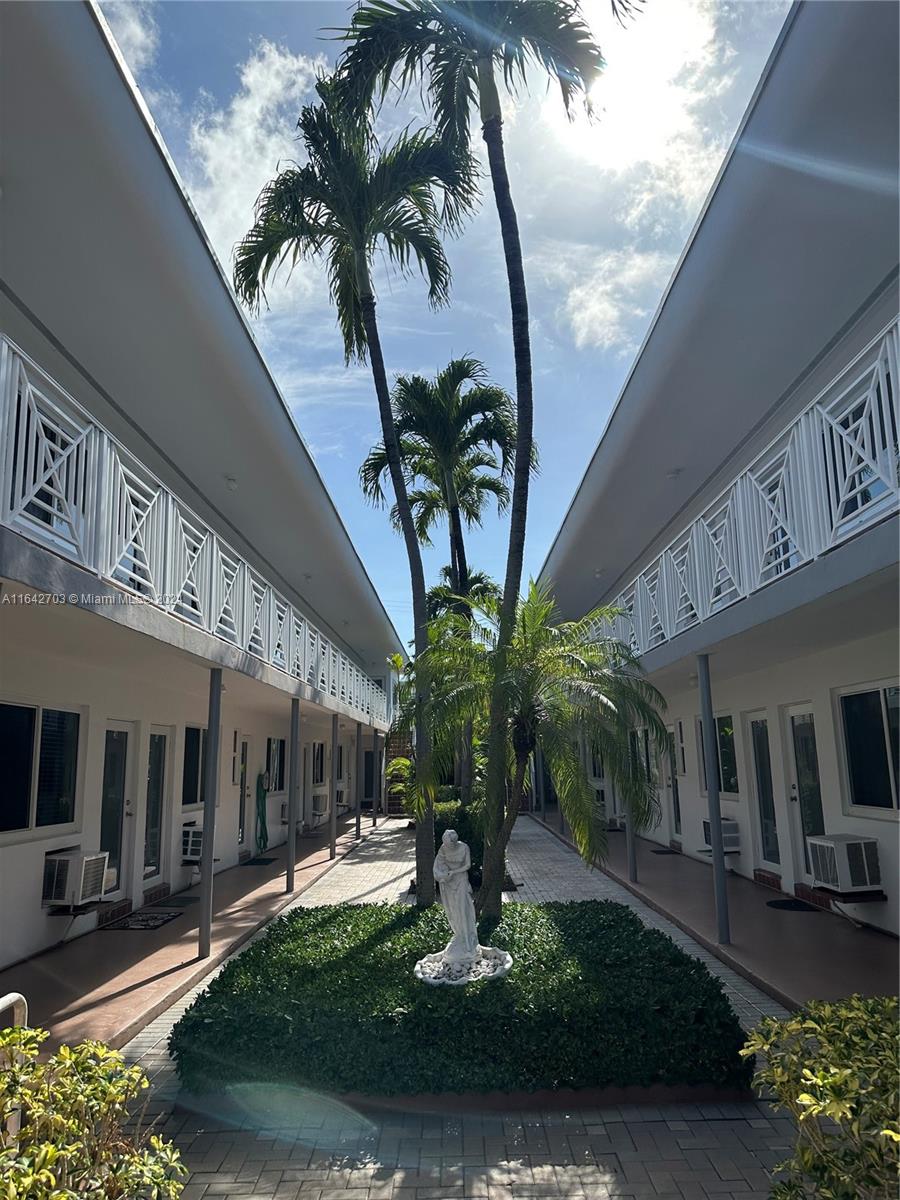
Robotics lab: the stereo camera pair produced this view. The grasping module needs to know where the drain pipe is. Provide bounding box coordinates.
[697,653,731,945]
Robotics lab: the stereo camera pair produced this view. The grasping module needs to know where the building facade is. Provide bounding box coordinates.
[540,1,899,936]
[0,2,399,970]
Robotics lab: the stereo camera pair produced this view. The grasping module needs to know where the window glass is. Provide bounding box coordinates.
[267,738,286,791]
[312,742,325,787]
[182,726,202,806]
[0,703,36,831]
[886,687,899,795]
[716,716,738,793]
[676,720,686,775]
[751,718,779,863]
[841,690,894,809]
[36,709,79,826]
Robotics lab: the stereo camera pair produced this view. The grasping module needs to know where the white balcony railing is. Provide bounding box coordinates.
[0,336,388,724]
[605,319,899,656]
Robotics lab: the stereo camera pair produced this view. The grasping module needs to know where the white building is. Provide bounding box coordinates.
[0,2,399,971]
[540,1,899,936]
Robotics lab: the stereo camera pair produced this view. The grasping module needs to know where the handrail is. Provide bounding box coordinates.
[0,336,388,724]
[0,992,27,1027]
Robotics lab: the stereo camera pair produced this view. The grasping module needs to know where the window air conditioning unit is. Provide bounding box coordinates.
[42,851,108,907]
[280,801,289,825]
[808,834,881,893]
[312,792,328,817]
[702,818,741,852]
[607,813,626,831]
[181,826,204,863]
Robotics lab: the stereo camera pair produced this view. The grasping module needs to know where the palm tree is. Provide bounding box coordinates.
[359,357,516,596]
[233,78,478,905]
[424,580,667,922]
[336,0,622,870]
[427,566,501,619]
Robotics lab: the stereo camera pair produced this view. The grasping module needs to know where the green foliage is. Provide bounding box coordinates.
[170,901,751,1096]
[432,798,484,870]
[0,1025,186,1199]
[386,756,415,811]
[741,995,899,1200]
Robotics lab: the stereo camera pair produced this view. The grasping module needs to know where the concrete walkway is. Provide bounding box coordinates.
[120,818,794,1199]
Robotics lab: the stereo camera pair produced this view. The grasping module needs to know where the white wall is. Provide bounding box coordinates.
[643,627,899,935]
[0,616,361,969]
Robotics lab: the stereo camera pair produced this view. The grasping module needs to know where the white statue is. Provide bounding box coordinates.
[433,830,479,963]
[413,829,513,986]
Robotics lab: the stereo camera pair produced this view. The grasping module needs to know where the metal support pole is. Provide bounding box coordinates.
[286,697,300,892]
[329,713,339,860]
[355,720,363,839]
[199,667,222,960]
[698,653,731,945]
[372,729,380,827]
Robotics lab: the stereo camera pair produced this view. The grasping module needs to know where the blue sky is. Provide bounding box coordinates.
[101,0,790,646]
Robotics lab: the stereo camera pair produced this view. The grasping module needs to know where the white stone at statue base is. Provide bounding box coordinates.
[414,944,513,986]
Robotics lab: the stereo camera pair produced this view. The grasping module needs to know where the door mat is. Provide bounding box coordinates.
[152,895,198,907]
[651,848,679,855]
[242,856,277,866]
[767,898,818,912]
[104,909,182,931]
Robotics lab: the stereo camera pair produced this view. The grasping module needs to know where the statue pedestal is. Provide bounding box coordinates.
[414,945,513,986]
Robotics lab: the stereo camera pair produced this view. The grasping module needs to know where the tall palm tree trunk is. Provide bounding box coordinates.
[358,261,434,905]
[477,57,534,915]
[444,474,475,808]
[476,751,528,921]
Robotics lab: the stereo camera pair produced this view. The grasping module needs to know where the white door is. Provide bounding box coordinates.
[99,720,136,897]
[785,705,826,884]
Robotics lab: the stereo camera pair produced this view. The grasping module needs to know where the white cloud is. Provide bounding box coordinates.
[101,1,160,76]
[494,0,790,354]
[184,41,325,312]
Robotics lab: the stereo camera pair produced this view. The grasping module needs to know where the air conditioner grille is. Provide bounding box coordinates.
[79,855,107,903]
[864,840,881,885]
[810,841,839,888]
[42,857,69,904]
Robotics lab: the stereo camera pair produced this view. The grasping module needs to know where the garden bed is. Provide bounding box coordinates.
[169,901,753,1096]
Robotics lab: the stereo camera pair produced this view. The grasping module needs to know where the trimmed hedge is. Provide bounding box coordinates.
[170,901,752,1096]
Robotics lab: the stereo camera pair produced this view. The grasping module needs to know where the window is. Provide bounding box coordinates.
[676,720,686,775]
[312,742,326,787]
[267,737,286,792]
[336,744,344,782]
[590,743,604,779]
[181,726,208,807]
[697,714,739,795]
[0,702,79,833]
[231,730,238,785]
[841,685,899,810]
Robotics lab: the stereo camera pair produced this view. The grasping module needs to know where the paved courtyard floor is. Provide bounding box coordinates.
[123,818,793,1199]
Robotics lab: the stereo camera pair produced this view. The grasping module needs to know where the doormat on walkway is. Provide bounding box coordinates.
[104,909,182,931]
[151,895,198,907]
[242,856,277,866]
[767,898,818,912]
[651,847,679,855]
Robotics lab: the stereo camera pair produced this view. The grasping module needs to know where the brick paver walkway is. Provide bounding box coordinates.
[123,818,791,1199]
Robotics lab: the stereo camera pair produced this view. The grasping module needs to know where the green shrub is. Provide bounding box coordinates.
[0,1025,186,1198]
[741,994,899,1200]
[170,900,752,1096]
[432,798,484,870]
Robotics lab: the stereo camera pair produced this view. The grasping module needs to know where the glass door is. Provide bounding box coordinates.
[238,738,250,845]
[786,706,825,880]
[748,714,780,866]
[664,728,681,839]
[143,730,167,881]
[100,723,133,895]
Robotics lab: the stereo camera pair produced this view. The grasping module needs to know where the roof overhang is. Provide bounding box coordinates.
[539,0,899,618]
[0,0,403,671]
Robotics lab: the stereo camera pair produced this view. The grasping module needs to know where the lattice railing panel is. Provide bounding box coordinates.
[606,320,899,657]
[0,336,389,724]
